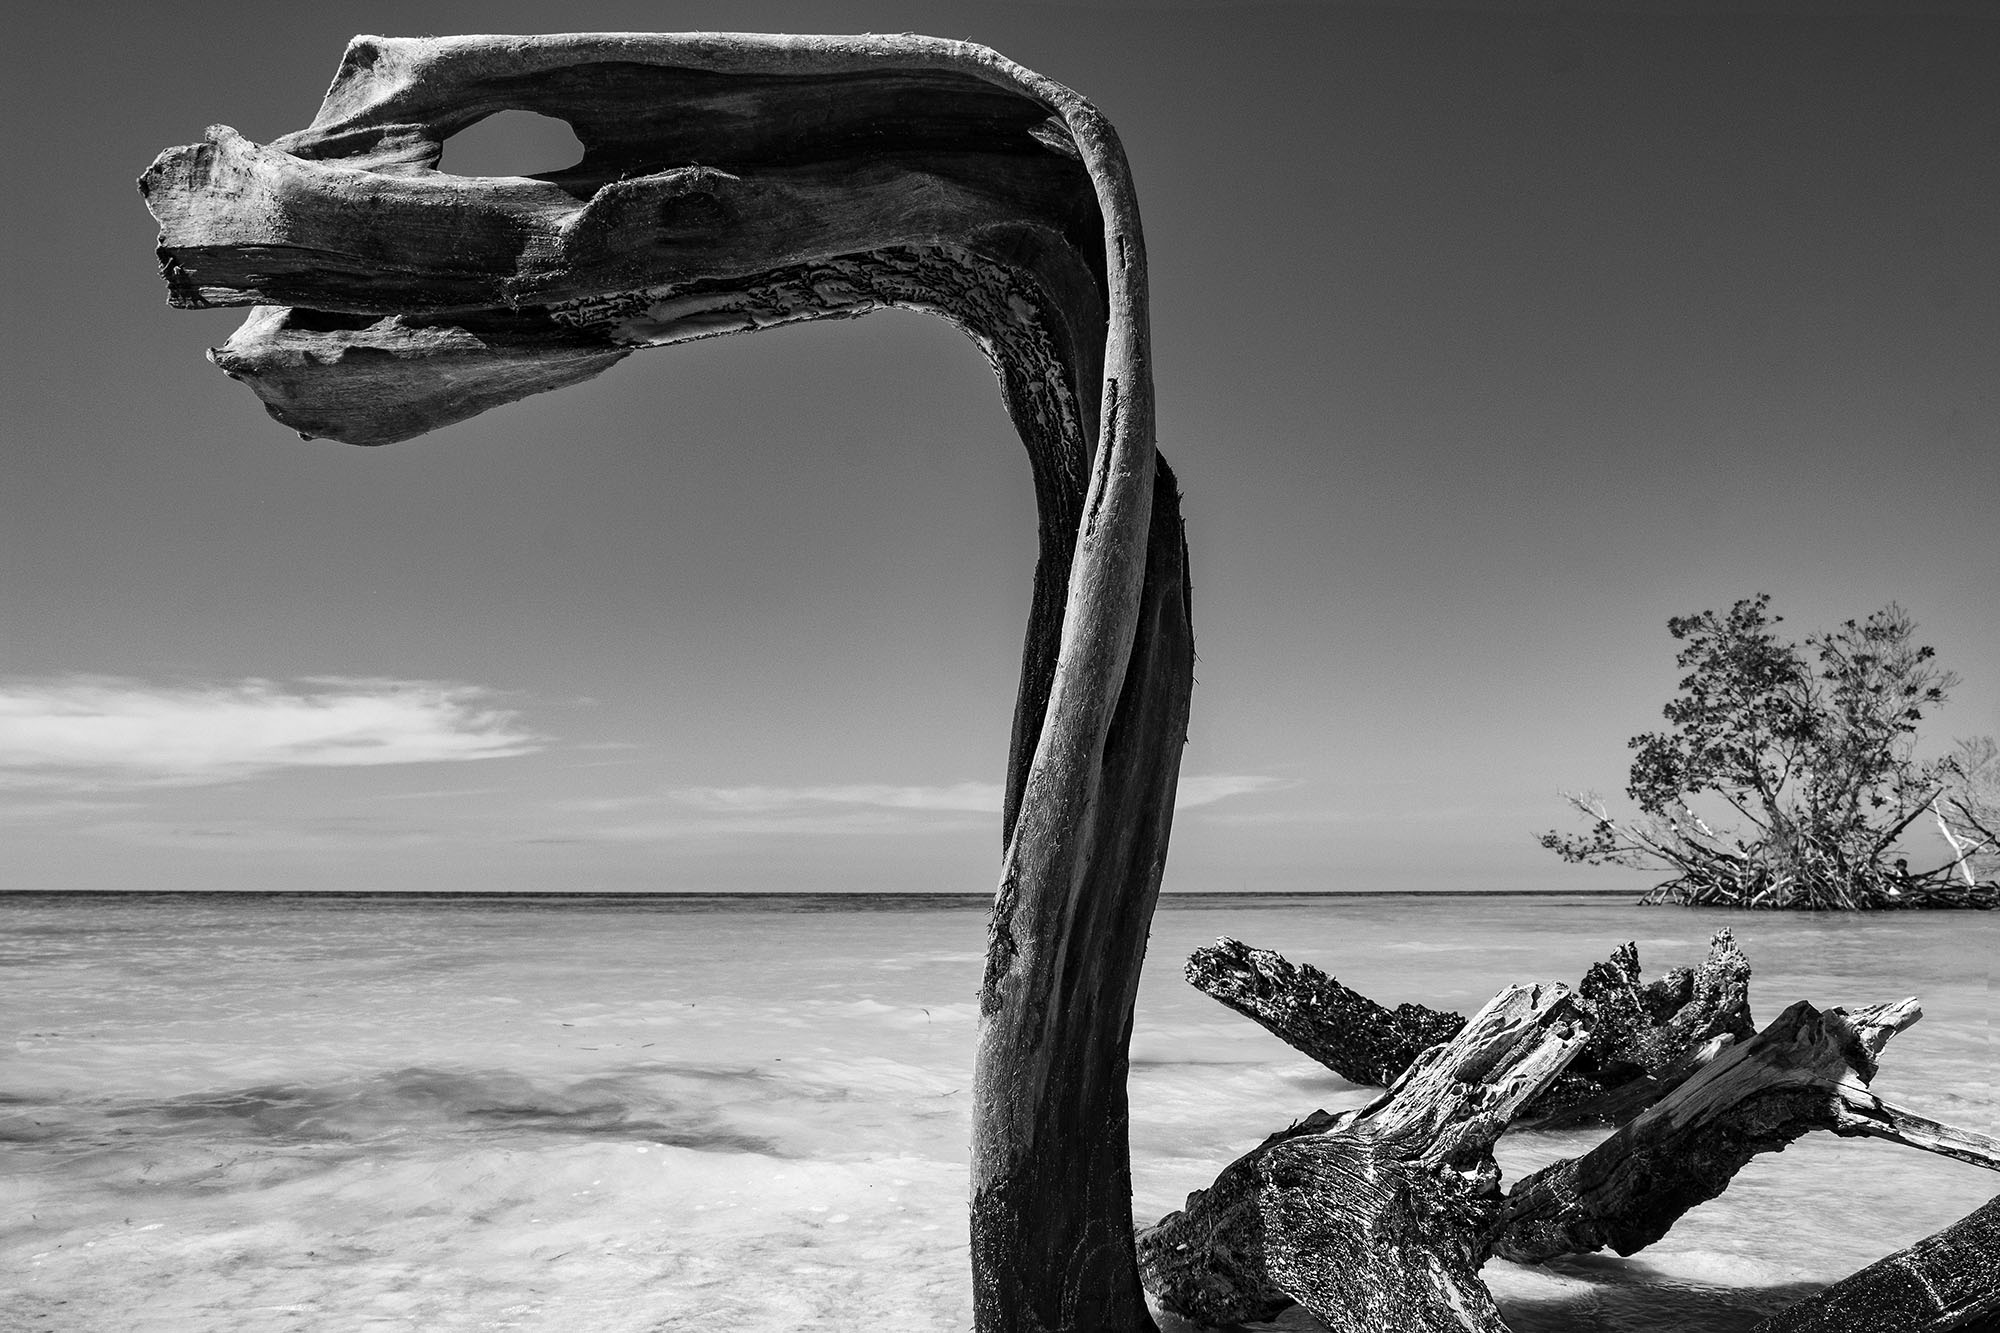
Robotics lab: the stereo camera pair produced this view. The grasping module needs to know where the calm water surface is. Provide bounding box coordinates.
[4,892,1994,1331]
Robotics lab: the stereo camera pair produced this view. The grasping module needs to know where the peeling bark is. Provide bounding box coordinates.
[141,33,1191,1333]
[1137,982,1588,1330]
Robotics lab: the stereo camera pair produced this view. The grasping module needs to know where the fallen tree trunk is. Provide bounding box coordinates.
[1186,931,1754,1125]
[1496,996,2000,1264]
[1137,981,1587,1330]
[1750,1191,2000,1332]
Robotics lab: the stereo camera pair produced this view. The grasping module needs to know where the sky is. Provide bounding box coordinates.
[3,1,1995,894]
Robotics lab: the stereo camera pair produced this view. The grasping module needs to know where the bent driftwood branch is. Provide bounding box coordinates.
[1137,982,1587,1331]
[142,33,1191,1333]
[1187,931,1754,1125]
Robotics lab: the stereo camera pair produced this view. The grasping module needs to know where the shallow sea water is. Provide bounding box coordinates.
[3,892,1994,1332]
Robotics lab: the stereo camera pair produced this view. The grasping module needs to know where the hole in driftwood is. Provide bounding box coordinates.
[438,110,584,179]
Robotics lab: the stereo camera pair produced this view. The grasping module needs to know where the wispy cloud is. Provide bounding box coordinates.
[671,782,1006,814]
[663,775,1292,816]
[552,781,1003,839]
[80,817,444,852]
[0,676,541,789]
[0,797,142,825]
[1174,774,1296,808]
[555,773,1292,842]
[1192,808,1357,827]
[583,809,992,842]
[368,786,507,802]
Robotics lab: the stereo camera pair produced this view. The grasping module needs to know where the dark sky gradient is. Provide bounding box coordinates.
[4,2,1995,893]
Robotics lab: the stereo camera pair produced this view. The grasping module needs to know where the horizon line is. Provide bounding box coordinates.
[0,887,1636,902]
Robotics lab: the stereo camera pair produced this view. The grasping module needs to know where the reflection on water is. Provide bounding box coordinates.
[3,892,1994,1331]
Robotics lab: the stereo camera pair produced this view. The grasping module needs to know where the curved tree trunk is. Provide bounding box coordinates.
[139,33,1190,1332]
[973,457,1191,1330]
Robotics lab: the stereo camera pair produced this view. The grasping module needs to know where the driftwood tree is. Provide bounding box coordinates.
[141,33,1191,1332]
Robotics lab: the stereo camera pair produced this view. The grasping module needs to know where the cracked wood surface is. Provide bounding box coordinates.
[141,33,1192,1333]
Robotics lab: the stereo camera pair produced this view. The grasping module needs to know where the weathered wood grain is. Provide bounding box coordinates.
[1495,998,1928,1264]
[1186,931,1754,1126]
[1138,982,1588,1330]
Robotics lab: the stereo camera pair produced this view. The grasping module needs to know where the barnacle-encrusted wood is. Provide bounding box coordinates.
[141,33,1193,1333]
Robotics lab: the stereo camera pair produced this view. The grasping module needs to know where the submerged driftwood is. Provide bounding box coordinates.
[1151,934,2000,1331]
[1188,931,1754,1126]
[142,33,1190,1333]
